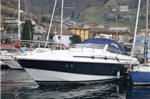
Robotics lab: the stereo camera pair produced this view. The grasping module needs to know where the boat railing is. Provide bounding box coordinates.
[20,40,62,50]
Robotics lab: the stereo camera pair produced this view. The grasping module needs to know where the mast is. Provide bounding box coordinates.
[115,0,118,41]
[18,0,21,40]
[0,0,1,50]
[130,0,141,67]
[60,0,64,49]
[144,0,149,64]
[115,12,118,41]
[45,0,57,48]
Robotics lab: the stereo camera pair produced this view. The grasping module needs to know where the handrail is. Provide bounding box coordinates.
[18,40,63,50]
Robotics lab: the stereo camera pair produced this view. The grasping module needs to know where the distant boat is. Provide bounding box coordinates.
[0,40,21,49]
[128,0,150,85]
[0,50,23,69]
[16,38,139,83]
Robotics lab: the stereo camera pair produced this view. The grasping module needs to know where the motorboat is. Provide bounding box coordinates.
[17,38,139,83]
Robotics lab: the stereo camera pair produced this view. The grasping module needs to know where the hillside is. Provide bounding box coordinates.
[1,0,150,32]
[1,0,37,20]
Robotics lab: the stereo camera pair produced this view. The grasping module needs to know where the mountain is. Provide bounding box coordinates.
[28,0,146,29]
[27,0,108,19]
[2,0,148,19]
[1,0,150,32]
[1,0,108,22]
[1,0,25,19]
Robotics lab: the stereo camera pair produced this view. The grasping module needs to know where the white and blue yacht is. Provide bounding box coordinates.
[16,38,139,83]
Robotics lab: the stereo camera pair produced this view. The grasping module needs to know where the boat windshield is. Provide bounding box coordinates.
[107,45,123,54]
[75,43,105,49]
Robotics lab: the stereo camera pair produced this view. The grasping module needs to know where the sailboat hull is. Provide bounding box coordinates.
[129,71,150,85]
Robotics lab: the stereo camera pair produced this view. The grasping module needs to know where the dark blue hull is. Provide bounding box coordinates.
[128,72,150,85]
[18,59,127,76]
[127,86,150,99]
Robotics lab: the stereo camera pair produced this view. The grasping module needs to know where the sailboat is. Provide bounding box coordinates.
[128,0,150,85]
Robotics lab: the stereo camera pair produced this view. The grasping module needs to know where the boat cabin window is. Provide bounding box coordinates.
[107,45,122,54]
[75,43,105,49]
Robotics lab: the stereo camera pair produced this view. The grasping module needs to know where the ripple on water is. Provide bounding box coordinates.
[1,69,141,99]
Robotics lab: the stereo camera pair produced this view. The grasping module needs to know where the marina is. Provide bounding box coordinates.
[1,0,150,98]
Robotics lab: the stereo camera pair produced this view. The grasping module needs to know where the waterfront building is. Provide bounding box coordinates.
[68,26,132,44]
[68,27,89,41]
[1,19,47,41]
[134,29,150,59]
[89,26,132,44]
[49,29,73,48]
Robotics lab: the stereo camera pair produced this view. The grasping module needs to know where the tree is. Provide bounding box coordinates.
[41,16,50,23]
[21,20,33,40]
[71,34,81,44]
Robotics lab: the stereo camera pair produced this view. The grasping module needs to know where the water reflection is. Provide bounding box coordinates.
[2,81,127,98]
[127,86,150,99]
[1,70,128,99]
[26,81,126,99]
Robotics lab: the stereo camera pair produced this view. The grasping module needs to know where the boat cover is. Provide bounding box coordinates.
[81,38,125,52]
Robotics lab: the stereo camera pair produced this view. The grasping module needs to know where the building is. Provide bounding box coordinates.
[68,26,132,44]
[2,19,47,41]
[68,27,89,41]
[49,29,73,48]
[1,19,25,40]
[33,24,47,41]
[120,5,129,12]
[134,29,150,59]
[109,27,132,43]
[89,26,132,44]
[33,32,47,41]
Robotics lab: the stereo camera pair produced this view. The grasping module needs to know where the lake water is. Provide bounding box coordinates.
[1,69,150,99]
